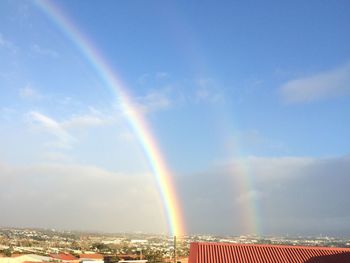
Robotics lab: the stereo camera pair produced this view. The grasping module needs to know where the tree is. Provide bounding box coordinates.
[2,248,12,257]
[91,242,111,252]
[144,249,164,263]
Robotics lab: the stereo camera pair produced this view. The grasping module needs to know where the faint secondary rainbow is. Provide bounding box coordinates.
[229,156,261,235]
[218,118,261,235]
[35,0,185,237]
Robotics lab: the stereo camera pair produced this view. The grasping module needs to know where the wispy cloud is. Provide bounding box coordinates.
[19,85,43,100]
[0,33,17,52]
[281,63,350,103]
[155,72,169,80]
[118,88,174,116]
[28,111,75,149]
[26,108,116,149]
[195,78,224,104]
[135,90,172,114]
[137,72,170,85]
[31,44,59,58]
[136,74,226,109]
[62,107,115,129]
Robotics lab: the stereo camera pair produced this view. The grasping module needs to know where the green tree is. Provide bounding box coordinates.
[2,248,12,257]
[144,249,164,263]
[91,242,111,252]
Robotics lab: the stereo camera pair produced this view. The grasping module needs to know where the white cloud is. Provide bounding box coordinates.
[31,44,59,58]
[62,107,115,129]
[28,111,75,149]
[19,85,43,100]
[136,74,226,109]
[64,115,107,128]
[26,108,118,149]
[128,89,172,115]
[195,78,224,104]
[281,63,350,103]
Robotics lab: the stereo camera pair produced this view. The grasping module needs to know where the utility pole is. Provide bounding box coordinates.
[173,235,177,263]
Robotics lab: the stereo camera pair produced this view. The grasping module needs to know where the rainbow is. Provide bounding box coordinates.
[34,0,185,237]
[229,157,261,235]
[220,120,261,235]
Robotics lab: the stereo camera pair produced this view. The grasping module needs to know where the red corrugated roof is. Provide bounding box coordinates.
[188,242,350,263]
[50,253,78,261]
[79,254,104,260]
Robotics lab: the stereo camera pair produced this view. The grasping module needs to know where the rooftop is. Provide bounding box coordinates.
[49,253,78,261]
[188,242,350,263]
[79,254,104,260]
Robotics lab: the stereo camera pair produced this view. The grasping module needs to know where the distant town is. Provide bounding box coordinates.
[0,227,349,263]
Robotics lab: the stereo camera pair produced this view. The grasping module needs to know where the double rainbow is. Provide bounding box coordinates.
[35,0,185,237]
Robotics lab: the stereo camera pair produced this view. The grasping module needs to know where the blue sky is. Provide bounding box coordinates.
[0,0,350,235]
